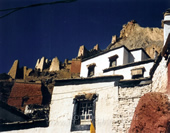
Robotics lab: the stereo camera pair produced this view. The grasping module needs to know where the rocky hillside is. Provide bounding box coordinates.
[107,20,163,58]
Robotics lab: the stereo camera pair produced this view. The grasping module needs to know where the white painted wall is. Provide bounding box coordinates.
[113,62,154,79]
[164,15,170,46]
[130,50,143,62]
[80,47,126,77]
[49,81,118,133]
[81,47,151,79]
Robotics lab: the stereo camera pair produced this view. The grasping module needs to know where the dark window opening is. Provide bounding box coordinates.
[109,55,118,67]
[87,63,96,77]
[71,94,98,131]
[131,67,145,79]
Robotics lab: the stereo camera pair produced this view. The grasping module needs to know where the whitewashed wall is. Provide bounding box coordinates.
[114,62,154,79]
[49,81,118,133]
[164,15,170,45]
[130,50,143,62]
[80,47,150,78]
[80,47,126,77]
[152,57,168,93]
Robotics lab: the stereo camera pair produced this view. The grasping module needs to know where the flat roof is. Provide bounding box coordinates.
[54,75,123,86]
[82,45,150,62]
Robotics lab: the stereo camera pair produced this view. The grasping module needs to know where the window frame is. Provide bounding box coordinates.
[87,63,96,77]
[70,94,98,132]
[108,55,118,67]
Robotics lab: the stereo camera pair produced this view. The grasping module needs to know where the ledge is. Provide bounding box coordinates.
[118,77,152,87]
[54,75,123,86]
[0,119,48,132]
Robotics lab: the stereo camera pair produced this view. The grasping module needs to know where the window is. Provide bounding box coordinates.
[131,67,145,79]
[71,94,98,131]
[109,55,118,67]
[87,63,96,77]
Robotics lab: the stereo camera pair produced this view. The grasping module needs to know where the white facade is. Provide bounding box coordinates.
[163,14,170,46]
[130,49,148,62]
[49,80,118,133]
[80,46,152,79]
[80,47,126,77]
[104,62,154,79]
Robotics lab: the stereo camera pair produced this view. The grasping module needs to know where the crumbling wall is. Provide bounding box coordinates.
[112,84,151,132]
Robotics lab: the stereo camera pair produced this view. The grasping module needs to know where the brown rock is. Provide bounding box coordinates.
[108,20,163,58]
[129,92,170,133]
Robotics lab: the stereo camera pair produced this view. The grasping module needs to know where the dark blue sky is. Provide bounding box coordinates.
[0,0,169,73]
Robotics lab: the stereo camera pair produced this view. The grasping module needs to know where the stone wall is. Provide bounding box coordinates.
[7,82,43,111]
[152,57,168,93]
[112,84,152,132]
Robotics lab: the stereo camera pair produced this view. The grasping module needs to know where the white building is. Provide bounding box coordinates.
[3,9,170,133]
[80,45,154,80]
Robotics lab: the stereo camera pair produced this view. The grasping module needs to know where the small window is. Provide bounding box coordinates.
[87,63,96,77]
[131,67,145,79]
[71,94,98,131]
[109,55,118,67]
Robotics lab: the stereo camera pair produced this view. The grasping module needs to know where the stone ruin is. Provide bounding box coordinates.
[35,56,60,72]
[49,57,60,72]
[8,60,33,80]
[77,44,101,59]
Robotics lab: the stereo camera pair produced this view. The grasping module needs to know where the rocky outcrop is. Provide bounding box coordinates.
[108,20,163,58]
[129,92,170,133]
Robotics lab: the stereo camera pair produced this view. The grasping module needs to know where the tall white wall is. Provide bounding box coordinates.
[164,15,170,46]
[80,47,126,77]
[50,81,118,133]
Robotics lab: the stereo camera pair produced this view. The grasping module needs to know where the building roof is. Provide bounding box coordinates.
[54,75,123,86]
[0,101,49,132]
[82,45,150,62]
[82,45,129,62]
[0,101,29,122]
